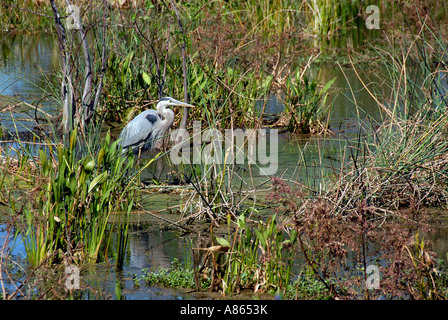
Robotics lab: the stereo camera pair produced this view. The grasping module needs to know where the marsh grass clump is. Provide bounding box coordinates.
[222,213,297,295]
[0,0,54,32]
[262,22,448,298]
[12,129,136,267]
[102,50,151,122]
[187,213,298,296]
[334,117,448,210]
[278,71,336,134]
[187,64,274,129]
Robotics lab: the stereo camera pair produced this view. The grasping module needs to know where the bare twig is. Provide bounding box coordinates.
[138,205,196,233]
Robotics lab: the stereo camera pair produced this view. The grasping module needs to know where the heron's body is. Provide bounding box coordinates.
[118,97,193,156]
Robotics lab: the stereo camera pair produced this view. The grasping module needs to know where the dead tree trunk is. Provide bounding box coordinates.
[50,0,75,136]
[51,0,108,135]
[78,17,93,128]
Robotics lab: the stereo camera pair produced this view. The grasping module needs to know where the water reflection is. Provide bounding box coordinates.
[0,33,58,138]
[0,33,58,98]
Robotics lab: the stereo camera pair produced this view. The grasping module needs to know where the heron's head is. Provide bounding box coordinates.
[158,97,194,108]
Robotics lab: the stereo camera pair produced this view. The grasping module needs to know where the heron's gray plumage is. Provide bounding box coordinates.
[119,109,160,154]
[118,97,194,156]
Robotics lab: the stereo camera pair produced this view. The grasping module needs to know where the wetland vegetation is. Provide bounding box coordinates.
[1,0,448,300]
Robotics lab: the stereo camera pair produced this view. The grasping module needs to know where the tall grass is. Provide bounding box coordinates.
[187,63,274,129]
[264,16,448,299]
[340,16,448,209]
[188,213,297,295]
[221,213,296,294]
[225,0,300,35]
[281,68,336,134]
[3,0,448,300]
[15,128,137,267]
[303,0,364,37]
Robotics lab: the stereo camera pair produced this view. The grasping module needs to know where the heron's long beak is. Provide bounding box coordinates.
[171,99,195,108]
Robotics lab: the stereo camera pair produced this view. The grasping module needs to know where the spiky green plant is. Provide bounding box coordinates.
[282,69,336,134]
[20,129,136,266]
[217,213,297,295]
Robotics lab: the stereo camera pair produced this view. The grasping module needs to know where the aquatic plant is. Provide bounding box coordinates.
[221,213,297,295]
[280,70,336,134]
[263,13,448,299]
[303,0,365,38]
[264,174,447,299]
[137,258,199,289]
[19,129,136,267]
[188,213,297,295]
[102,50,150,122]
[3,0,448,301]
[225,0,300,36]
[0,0,54,32]
[187,64,273,129]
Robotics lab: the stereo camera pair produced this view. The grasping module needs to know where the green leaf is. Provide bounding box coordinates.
[122,51,134,72]
[245,228,252,248]
[142,72,151,85]
[254,229,267,250]
[97,147,105,166]
[67,172,77,194]
[321,77,336,94]
[289,229,298,245]
[83,159,95,173]
[105,132,111,146]
[199,80,207,91]
[69,128,77,151]
[216,237,230,248]
[39,149,48,175]
[262,75,273,88]
[237,213,246,230]
[88,172,109,193]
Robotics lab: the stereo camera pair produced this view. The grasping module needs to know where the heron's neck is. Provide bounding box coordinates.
[157,104,175,126]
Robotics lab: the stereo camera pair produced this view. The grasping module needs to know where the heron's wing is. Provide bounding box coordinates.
[119,110,159,150]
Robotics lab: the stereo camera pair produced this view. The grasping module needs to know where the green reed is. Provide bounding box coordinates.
[226,0,300,35]
[283,68,336,134]
[188,63,273,129]
[19,129,136,267]
[0,0,54,32]
[222,213,296,294]
[302,0,366,41]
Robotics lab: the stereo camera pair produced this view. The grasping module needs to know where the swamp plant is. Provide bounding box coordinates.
[188,213,297,295]
[282,70,336,134]
[262,17,448,299]
[220,213,297,295]
[19,129,136,267]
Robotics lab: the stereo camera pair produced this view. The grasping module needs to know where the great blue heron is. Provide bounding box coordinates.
[118,97,194,157]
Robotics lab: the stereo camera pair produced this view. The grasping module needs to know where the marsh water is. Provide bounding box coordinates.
[1,33,448,299]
